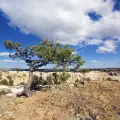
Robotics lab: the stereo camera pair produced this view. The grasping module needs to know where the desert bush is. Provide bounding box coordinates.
[19,82,26,85]
[52,72,60,84]
[0,89,11,95]
[0,79,8,85]
[80,68,89,73]
[59,72,70,83]
[0,89,6,95]
[46,74,54,85]
[106,77,112,81]
[31,75,41,90]
[9,79,13,86]
[51,72,70,84]
[7,75,12,80]
[31,75,46,90]
[7,75,13,86]
[23,73,26,77]
[0,73,2,79]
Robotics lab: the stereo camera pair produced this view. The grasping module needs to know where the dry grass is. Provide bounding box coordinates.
[0,81,120,120]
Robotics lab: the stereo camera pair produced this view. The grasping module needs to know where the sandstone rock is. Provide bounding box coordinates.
[106,76,120,82]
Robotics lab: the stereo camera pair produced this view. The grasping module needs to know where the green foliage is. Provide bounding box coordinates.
[59,72,70,83]
[0,89,6,95]
[0,73,2,79]
[19,82,26,85]
[23,73,26,77]
[73,56,85,70]
[80,68,89,73]
[7,75,13,86]
[0,79,8,85]
[0,76,13,86]
[31,75,48,90]
[0,89,11,95]
[4,40,85,71]
[7,75,12,80]
[51,72,70,84]
[9,79,13,86]
[31,75,41,90]
[46,74,54,85]
[52,72,60,84]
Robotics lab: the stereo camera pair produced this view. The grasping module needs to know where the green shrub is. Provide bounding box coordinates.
[0,89,11,95]
[52,72,59,84]
[7,75,12,80]
[59,72,70,83]
[19,82,26,85]
[80,68,89,73]
[46,74,54,85]
[0,79,8,85]
[9,79,13,86]
[7,75,13,86]
[31,75,46,90]
[0,89,6,95]
[23,73,26,77]
[0,73,2,79]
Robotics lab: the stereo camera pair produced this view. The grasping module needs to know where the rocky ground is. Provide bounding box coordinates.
[0,80,120,120]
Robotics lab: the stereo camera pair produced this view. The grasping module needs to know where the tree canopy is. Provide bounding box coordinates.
[4,40,84,71]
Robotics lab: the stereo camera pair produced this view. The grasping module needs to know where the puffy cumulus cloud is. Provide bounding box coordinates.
[0,0,120,52]
[0,59,24,63]
[96,40,118,53]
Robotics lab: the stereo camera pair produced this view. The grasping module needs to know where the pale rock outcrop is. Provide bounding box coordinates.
[0,71,119,85]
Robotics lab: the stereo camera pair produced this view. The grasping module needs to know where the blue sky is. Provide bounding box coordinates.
[0,0,120,68]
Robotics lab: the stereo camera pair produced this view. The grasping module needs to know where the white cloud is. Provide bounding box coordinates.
[0,52,9,57]
[89,60,99,63]
[96,40,118,53]
[0,52,15,57]
[0,0,120,53]
[0,59,25,63]
[85,39,103,45]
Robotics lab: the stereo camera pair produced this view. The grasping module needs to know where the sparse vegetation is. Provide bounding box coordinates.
[46,74,54,85]
[9,79,13,86]
[31,75,47,90]
[52,72,60,84]
[19,82,26,85]
[0,79,8,85]
[0,89,11,95]
[7,75,13,86]
[80,68,90,84]
[0,73,2,79]
[7,75,12,80]
[23,73,26,77]
[59,72,70,83]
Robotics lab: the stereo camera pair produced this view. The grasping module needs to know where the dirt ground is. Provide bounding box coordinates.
[0,80,120,120]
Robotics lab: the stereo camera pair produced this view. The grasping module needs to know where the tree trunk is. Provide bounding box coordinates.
[81,72,85,85]
[17,67,34,97]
